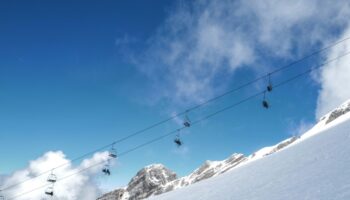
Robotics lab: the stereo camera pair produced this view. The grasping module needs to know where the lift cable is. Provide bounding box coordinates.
[2,36,350,193]
[5,50,350,200]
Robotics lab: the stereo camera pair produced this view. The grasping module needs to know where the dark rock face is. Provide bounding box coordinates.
[126,164,177,200]
[326,102,350,124]
[272,136,299,154]
[97,164,177,200]
[191,162,216,183]
[220,154,246,174]
[98,189,126,200]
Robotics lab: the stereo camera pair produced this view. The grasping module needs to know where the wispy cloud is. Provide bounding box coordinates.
[287,119,314,137]
[120,0,350,107]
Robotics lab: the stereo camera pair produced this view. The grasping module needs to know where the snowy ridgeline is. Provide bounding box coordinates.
[98,99,350,200]
[149,100,350,200]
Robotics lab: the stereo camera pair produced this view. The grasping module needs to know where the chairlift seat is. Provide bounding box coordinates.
[45,187,54,196]
[174,138,182,146]
[45,191,54,196]
[47,174,57,183]
[262,100,269,109]
[109,152,117,158]
[183,121,191,127]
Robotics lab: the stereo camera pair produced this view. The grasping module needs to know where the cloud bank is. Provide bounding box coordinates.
[316,27,350,118]
[124,0,350,107]
[0,151,109,200]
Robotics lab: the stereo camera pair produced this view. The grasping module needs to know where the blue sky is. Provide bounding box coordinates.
[1,0,350,194]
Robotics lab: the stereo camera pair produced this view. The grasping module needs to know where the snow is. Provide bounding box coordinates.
[149,112,350,200]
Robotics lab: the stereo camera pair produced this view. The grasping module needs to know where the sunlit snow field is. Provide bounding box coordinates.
[149,113,350,200]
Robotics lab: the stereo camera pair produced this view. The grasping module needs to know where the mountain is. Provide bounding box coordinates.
[98,99,350,200]
[149,99,350,200]
[97,164,177,200]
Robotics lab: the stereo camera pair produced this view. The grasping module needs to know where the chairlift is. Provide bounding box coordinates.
[102,158,112,176]
[47,171,57,183]
[183,111,191,127]
[109,143,117,159]
[174,130,183,147]
[262,91,270,109]
[102,165,111,176]
[262,100,269,109]
[267,73,273,92]
[45,187,54,196]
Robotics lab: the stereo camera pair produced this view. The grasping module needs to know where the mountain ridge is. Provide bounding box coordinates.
[98,99,350,200]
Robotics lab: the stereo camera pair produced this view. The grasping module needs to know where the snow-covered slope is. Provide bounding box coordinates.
[99,99,350,200]
[149,100,350,200]
[98,135,300,200]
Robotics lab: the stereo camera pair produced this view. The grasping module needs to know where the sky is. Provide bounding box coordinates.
[0,0,350,199]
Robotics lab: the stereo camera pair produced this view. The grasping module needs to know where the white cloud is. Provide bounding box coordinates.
[0,151,110,200]
[316,27,350,118]
[123,0,350,106]
[287,119,314,137]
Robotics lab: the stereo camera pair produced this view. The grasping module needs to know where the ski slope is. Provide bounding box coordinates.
[149,112,350,200]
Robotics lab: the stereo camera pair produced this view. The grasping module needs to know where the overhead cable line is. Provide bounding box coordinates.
[6,50,350,200]
[2,36,350,192]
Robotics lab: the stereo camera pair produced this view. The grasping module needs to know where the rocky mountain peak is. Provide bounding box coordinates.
[127,164,176,190]
[97,164,176,200]
[319,99,350,124]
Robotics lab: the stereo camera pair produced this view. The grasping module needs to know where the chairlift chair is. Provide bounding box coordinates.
[45,187,54,196]
[174,136,182,147]
[183,121,191,127]
[109,148,117,159]
[262,100,269,109]
[174,130,183,147]
[109,143,117,158]
[102,166,111,176]
[102,159,111,176]
[262,91,270,109]
[183,111,191,127]
[267,84,273,92]
[267,73,273,92]
[47,172,57,183]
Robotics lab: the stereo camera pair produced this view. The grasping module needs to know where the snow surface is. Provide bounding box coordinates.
[149,112,350,200]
